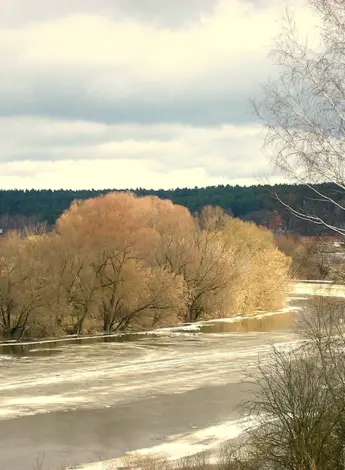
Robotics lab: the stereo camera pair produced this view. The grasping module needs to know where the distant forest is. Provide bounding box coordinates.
[0,183,343,235]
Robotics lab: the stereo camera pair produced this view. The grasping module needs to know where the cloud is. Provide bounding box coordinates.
[0,158,280,191]
[0,0,217,28]
[0,160,224,190]
[0,115,275,189]
[0,117,268,181]
[0,0,316,126]
[0,0,319,189]
[115,0,217,27]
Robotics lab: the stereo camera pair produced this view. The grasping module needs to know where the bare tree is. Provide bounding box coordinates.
[235,296,345,470]
[254,0,345,235]
[244,344,345,470]
[0,214,42,233]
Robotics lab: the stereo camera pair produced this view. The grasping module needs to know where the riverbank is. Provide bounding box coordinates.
[0,285,308,350]
[66,416,257,470]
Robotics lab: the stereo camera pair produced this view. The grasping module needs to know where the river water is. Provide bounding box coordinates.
[0,283,337,470]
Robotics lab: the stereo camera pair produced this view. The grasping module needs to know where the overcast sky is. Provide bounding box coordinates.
[0,0,316,190]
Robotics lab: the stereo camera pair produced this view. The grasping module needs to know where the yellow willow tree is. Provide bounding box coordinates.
[198,204,232,231]
[35,232,104,335]
[221,218,291,313]
[0,232,48,339]
[54,192,150,333]
[94,259,187,332]
[185,230,238,322]
[150,200,237,322]
[55,192,187,333]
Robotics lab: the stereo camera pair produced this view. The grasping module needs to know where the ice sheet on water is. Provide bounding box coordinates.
[140,305,301,337]
[294,281,345,298]
[0,355,14,361]
[0,288,305,423]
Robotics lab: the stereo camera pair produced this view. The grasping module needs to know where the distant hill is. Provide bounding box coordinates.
[0,183,343,235]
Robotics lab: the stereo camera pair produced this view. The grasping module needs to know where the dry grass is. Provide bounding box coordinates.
[97,447,245,470]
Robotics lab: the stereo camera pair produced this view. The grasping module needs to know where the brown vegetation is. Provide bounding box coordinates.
[224,295,345,470]
[274,234,334,280]
[0,193,290,340]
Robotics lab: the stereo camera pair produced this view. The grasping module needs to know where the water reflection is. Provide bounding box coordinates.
[200,311,297,334]
[0,332,151,357]
[0,308,300,357]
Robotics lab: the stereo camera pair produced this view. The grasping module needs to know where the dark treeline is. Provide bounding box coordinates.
[0,183,344,234]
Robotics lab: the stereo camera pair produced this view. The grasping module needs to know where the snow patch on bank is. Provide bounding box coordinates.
[66,417,257,470]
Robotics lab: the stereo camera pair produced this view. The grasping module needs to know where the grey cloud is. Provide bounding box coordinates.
[0,0,217,28]
[114,0,217,27]
[0,0,273,127]
[0,64,259,126]
[0,92,253,127]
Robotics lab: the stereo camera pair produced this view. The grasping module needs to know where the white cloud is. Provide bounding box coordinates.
[0,158,281,190]
[0,160,227,190]
[0,117,271,188]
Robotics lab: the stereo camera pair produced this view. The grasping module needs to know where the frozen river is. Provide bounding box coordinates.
[0,282,338,470]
